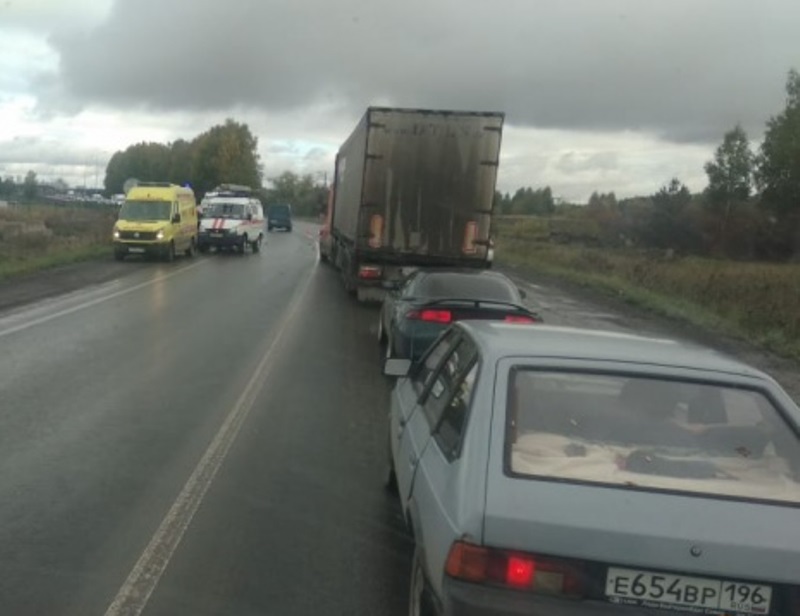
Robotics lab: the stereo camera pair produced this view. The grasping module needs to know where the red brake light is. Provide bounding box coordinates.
[358,265,382,280]
[504,315,538,324]
[445,541,585,597]
[406,309,453,324]
[506,556,535,587]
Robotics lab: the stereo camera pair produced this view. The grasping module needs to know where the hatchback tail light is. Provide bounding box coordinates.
[358,265,382,280]
[406,309,453,324]
[504,315,539,324]
[445,541,585,597]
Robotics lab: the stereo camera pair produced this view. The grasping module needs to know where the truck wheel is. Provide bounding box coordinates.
[239,235,248,254]
[185,238,195,257]
[165,241,175,262]
[114,250,125,262]
[251,235,262,253]
[198,244,209,254]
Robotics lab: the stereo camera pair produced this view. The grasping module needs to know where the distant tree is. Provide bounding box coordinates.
[22,170,38,201]
[508,186,555,215]
[587,191,618,211]
[264,170,324,216]
[0,175,15,198]
[705,125,753,207]
[704,125,754,252]
[104,142,171,193]
[191,119,262,196]
[52,178,70,193]
[644,178,699,250]
[756,68,800,217]
[167,139,193,187]
[104,119,262,198]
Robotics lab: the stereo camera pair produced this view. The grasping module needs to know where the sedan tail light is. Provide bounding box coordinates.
[445,541,585,597]
[504,315,540,324]
[358,265,382,280]
[406,309,453,324]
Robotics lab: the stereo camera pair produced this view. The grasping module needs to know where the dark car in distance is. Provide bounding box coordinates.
[267,203,293,232]
[378,269,540,362]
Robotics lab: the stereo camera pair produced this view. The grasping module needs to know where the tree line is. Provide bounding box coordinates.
[103,119,328,216]
[500,69,800,260]
[104,119,263,198]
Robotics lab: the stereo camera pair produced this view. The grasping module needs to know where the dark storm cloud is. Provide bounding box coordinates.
[45,0,799,143]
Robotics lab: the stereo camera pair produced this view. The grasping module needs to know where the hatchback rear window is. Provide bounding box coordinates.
[507,370,800,504]
[416,275,518,302]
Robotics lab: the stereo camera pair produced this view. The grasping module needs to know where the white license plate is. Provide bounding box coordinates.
[128,247,145,254]
[606,567,771,615]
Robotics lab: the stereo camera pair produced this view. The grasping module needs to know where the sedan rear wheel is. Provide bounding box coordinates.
[377,314,386,345]
[409,548,438,616]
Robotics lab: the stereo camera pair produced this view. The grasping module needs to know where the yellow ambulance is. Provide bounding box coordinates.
[113,183,198,261]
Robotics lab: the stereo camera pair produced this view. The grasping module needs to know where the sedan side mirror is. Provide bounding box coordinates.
[383,358,411,378]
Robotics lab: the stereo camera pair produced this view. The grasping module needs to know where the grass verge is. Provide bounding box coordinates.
[0,244,111,281]
[0,204,115,281]
[498,238,800,361]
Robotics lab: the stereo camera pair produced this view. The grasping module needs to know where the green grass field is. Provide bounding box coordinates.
[0,205,115,280]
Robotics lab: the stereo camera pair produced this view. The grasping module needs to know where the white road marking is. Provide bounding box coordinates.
[0,260,206,339]
[103,266,315,616]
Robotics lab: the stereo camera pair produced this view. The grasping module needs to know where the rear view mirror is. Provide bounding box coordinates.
[172,213,181,223]
[383,358,411,378]
[247,213,253,221]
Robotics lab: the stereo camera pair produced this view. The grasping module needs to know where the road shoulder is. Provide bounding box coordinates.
[0,258,145,315]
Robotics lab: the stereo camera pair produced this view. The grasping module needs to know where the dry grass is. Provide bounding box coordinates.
[0,205,115,279]
[498,230,800,360]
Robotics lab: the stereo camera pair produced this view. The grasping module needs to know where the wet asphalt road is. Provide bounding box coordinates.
[0,221,412,615]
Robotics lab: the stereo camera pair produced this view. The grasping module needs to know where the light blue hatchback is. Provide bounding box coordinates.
[384,323,800,616]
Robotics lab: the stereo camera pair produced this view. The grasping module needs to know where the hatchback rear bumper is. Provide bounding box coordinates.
[442,578,665,616]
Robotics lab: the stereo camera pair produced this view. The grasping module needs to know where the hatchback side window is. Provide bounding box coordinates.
[421,337,478,435]
[434,361,479,460]
[411,330,459,396]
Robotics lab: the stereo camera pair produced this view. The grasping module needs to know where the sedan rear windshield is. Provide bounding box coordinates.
[416,275,518,302]
[507,370,800,504]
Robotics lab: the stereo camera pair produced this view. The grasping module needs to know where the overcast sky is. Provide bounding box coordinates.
[1,0,797,201]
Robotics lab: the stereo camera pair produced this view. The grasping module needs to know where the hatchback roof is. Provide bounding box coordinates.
[458,321,767,379]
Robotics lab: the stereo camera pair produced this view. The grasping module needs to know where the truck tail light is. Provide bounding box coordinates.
[462,221,478,254]
[445,541,585,597]
[358,265,382,280]
[406,309,453,324]
[369,215,384,248]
